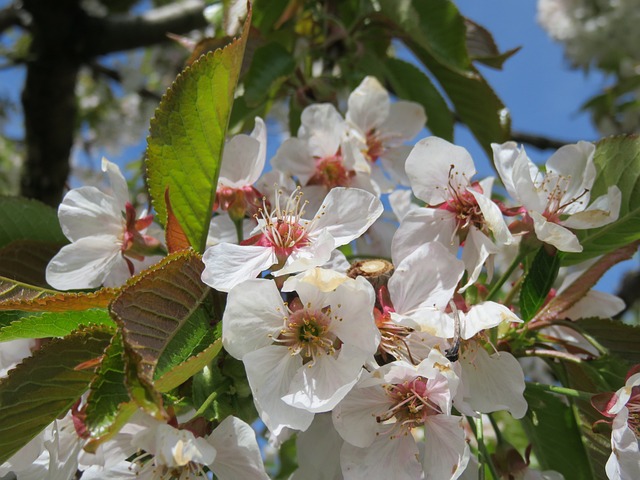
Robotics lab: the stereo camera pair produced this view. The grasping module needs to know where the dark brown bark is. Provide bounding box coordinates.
[17,0,206,206]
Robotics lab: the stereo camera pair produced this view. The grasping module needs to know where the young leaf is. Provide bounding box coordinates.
[146,6,252,253]
[521,385,594,479]
[0,309,115,341]
[0,197,67,249]
[0,326,113,464]
[563,136,640,264]
[382,57,454,140]
[84,333,131,439]
[0,283,116,311]
[520,247,561,321]
[165,188,191,253]
[110,251,220,387]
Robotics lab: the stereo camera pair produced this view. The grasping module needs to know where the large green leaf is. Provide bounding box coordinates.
[0,240,64,288]
[110,251,221,387]
[382,57,454,140]
[520,247,561,321]
[0,326,112,464]
[243,42,296,107]
[521,385,594,479]
[0,276,54,304]
[84,333,131,439]
[0,197,67,249]
[379,0,471,74]
[0,309,115,341]
[576,318,640,364]
[146,7,252,252]
[563,136,640,264]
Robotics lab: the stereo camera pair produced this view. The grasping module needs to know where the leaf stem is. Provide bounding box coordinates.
[486,252,525,302]
[233,218,244,243]
[194,391,218,418]
[526,382,593,401]
[468,415,500,480]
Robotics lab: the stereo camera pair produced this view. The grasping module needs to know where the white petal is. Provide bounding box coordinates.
[206,214,254,247]
[201,243,277,292]
[468,188,513,246]
[243,345,314,435]
[459,344,528,419]
[389,188,417,221]
[459,227,499,292]
[546,141,596,207]
[346,76,389,133]
[562,290,626,320]
[222,279,285,360]
[561,185,621,229]
[531,211,582,252]
[512,148,547,213]
[271,138,315,185]
[391,207,458,266]
[389,241,464,314]
[282,344,366,413]
[207,416,269,480]
[606,408,640,480]
[218,133,262,187]
[380,145,412,186]
[310,187,383,246]
[46,235,122,290]
[461,301,522,340]
[608,373,640,415]
[292,413,343,480]
[274,229,335,277]
[422,414,470,480]
[101,158,130,206]
[299,103,346,158]
[341,435,422,480]
[58,187,123,241]
[491,141,523,201]
[379,101,426,146]
[405,137,476,205]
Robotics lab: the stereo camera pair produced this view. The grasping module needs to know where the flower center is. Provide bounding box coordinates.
[377,377,443,436]
[308,153,353,189]
[375,310,417,365]
[365,129,385,162]
[537,173,590,222]
[627,388,640,437]
[274,306,337,364]
[252,188,310,259]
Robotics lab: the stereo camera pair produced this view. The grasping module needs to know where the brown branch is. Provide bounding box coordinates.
[510,130,581,150]
[84,0,208,57]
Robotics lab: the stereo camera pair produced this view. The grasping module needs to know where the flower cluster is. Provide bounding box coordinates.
[2,75,633,480]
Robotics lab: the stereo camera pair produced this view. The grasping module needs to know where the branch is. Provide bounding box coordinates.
[510,130,581,150]
[85,0,208,56]
[0,3,27,35]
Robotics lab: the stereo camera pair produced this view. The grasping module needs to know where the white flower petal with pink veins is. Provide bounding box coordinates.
[201,187,382,291]
[456,341,527,419]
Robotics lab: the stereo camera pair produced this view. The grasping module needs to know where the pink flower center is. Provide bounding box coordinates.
[309,153,353,189]
[377,377,443,435]
[537,173,589,222]
[248,188,311,261]
[272,303,338,364]
[120,202,161,275]
[627,387,640,437]
[373,287,418,364]
[215,184,264,220]
[437,165,486,240]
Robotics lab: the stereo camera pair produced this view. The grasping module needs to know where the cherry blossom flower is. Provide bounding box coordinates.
[332,352,469,480]
[492,141,621,252]
[222,269,380,436]
[393,136,513,291]
[215,117,267,221]
[201,186,383,292]
[346,75,426,185]
[46,158,164,290]
[592,366,640,480]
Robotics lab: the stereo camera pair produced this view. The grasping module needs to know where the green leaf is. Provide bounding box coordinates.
[0,276,54,304]
[243,42,296,107]
[521,385,594,479]
[382,57,453,140]
[0,240,64,288]
[154,338,222,393]
[85,333,131,439]
[520,247,561,321]
[0,309,115,341]
[0,326,113,464]
[0,197,67,249]
[0,281,115,312]
[562,136,640,264]
[576,318,640,364]
[146,7,252,252]
[379,0,470,74]
[465,18,520,70]
[110,251,221,387]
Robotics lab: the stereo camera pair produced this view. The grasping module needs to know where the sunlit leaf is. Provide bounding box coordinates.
[146,6,252,252]
[154,338,222,393]
[0,309,115,341]
[0,326,112,464]
[0,283,116,311]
